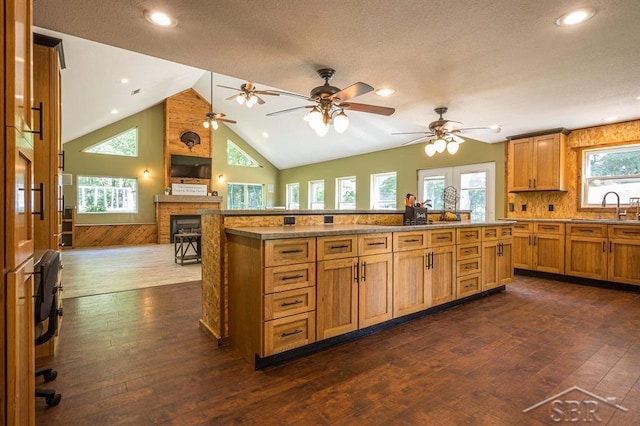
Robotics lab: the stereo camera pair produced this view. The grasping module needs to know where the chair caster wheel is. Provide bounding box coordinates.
[44,370,57,382]
[45,392,61,407]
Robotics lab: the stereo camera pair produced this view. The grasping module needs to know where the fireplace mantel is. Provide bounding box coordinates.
[154,195,223,203]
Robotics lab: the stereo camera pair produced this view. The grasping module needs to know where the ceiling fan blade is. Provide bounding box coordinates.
[391,131,432,136]
[217,118,237,124]
[266,105,314,116]
[340,102,395,116]
[256,95,266,105]
[442,120,463,132]
[225,94,240,101]
[449,134,466,143]
[455,126,502,134]
[216,84,240,91]
[331,82,374,102]
[268,90,312,101]
[401,135,434,146]
[254,90,280,96]
[214,113,226,118]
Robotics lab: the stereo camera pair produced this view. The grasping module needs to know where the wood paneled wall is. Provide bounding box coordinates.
[75,224,157,247]
[506,120,640,219]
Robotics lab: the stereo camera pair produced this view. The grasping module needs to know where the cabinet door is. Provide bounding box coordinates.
[429,245,456,306]
[358,253,393,328]
[498,240,514,286]
[317,258,358,339]
[608,239,640,285]
[393,250,429,317]
[508,138,533,191]
[512,232,532,270]
[533,233,565,274]
[532,134,561,190]
[5,0,33,131]
[565,236,607,280]
[6,258,36,426]
[482,241,499,289]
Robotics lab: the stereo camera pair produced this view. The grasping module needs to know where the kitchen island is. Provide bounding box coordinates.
[224,220,515,368]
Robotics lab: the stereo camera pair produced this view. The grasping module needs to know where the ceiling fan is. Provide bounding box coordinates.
[392,107,501,156]
[203,72,236,130]
[216,82,280,107]
[267,68,395,136]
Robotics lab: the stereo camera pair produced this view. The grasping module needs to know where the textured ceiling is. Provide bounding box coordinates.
[33,0,640,169]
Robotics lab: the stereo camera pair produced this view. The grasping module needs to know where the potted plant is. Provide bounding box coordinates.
[164,187,171,195]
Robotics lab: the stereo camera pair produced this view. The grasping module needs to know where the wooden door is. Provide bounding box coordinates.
[565,236,607,280]
[498,240,514,286]
[512,232,532,270]
[393,249,428,318]
[429,245,456,306]
[533,233,565,274]
[508,138,533,191]
[608,239,640,285]
[358,253,393,328]
[317,258,358,339]
[6,259,35,426]
[532,134,560,190]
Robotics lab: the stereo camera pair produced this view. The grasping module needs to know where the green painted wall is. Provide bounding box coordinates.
[279,139,507,217]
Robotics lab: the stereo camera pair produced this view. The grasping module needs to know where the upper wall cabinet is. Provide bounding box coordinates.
[507,129,569,192]
[5,0,33,133]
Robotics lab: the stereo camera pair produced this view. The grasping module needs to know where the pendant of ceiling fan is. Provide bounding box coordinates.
[203,72,236,129]
[267,67,395,135]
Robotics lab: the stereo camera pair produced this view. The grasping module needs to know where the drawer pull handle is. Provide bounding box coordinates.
[464,233,475,237]
[463,249,472,254]
[436,236,449,240]
[281,300,303,307]
[464,283,475,289]
[367,242,386,246]
[282,249,304,254]
[281,329,303,338]
[404,238,420,242]
[329,244,350,249]
[464,265,474,270]
[577,229,593,233]
[486,232,496,236]
[622,231,640,235]
[281,274,304,281]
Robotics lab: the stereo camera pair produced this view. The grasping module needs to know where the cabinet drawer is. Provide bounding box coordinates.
[457,274,481,297]
[566,223,607,237]
[608,225,640,240]
[457,227,481,244]
[317,235,358,260]
[263,312,316,356]
[358,233,392,255]
[534,222,565,235]
[264,263,316,294]
[457,258,481,276]
[482,227,500,241]
[265,238,316,267]
[500,226,513,239]
[457,243,481,260]
[427,229,456,247]
[264,287,316,321]
[393,231,428,252]
[514,222,533,233]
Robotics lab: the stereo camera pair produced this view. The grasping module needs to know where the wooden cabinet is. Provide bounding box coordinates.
[430,245,456,305]
[607,225,640,286]
[482,226,514,290]
[5,0,33,132]
[565,223,608,280]
[317,233,393,339]
[393,248,430,317]
[508,132,567,192]
[512,221,565,274]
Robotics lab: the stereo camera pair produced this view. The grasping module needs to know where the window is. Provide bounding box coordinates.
[77,176,138,213]
[370,172,397,209]
[336,176,356,210]
[418,162,495,221]
[227,140,261,167]
[286,183,300,209]
[83,128,138,157]
[309,180,325,210]
[582,144,640,207]
[227,183,264,209]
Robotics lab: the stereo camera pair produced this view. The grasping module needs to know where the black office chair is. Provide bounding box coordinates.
[34,249,63,407]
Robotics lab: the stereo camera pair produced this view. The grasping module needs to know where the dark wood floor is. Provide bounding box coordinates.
[35,276,640,425]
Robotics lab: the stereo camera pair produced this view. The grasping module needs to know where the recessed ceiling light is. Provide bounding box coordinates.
[144,10,178,27]
[636,95,640,100]
[111,109,119,115]
[262,132,269,138]
[556,8,597,26]
[603,116,618,122]
[121,78,129,84]
[375,88,395,97]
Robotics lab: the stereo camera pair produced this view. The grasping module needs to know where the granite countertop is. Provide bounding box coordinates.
[225,220,517,240]
[507,217,640,225]
[199,209,472,216]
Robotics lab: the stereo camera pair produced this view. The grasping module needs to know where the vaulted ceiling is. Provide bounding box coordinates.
[33,1,640,169]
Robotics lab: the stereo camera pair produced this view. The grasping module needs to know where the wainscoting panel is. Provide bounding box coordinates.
[75,224,157,247]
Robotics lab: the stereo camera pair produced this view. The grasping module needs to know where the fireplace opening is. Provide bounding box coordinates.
[170,215,201,243]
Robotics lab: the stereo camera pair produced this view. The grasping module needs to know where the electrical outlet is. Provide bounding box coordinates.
[521,204,527,212]
[548,204,554,212]
[324,215,334,224]
[283,216,295,225]
[508,203,514,212]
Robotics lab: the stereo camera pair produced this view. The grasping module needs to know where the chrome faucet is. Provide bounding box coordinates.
[601,191,627,220]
